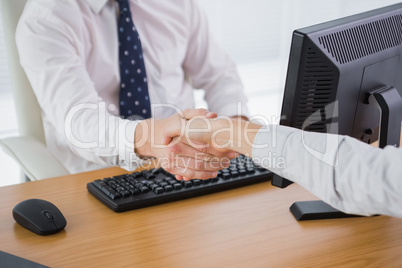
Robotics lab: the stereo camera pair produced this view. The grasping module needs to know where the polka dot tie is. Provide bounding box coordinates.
[116,0,151,120]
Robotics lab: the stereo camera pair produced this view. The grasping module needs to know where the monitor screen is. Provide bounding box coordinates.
[273,3,402,188]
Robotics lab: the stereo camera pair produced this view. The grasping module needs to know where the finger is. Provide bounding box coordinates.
[173,156,230,171]
[162,136,173,146]
[161,109,213,146]
[163,115,215,146]
[176,176,192,181]
[227,150,241,159]
[170,166,218,180]
[181,108,217,120]
[205,112,218,119]
[203,145,239,159]
[168,141,233,163]
[175,174,184,181]
[162,119,186,146]
[179,138,239,159]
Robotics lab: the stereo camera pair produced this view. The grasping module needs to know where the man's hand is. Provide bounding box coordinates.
[134,109,235,180]
[162,115,263,180]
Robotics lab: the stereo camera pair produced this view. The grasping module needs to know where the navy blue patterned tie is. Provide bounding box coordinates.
[117,0,151,120]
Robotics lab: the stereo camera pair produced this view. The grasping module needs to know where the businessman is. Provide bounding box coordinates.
[16,0,248,178]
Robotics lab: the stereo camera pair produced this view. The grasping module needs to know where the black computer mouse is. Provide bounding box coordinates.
[12,199,67,235]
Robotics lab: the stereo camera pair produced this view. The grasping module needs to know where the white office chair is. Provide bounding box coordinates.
[0,0,69,181]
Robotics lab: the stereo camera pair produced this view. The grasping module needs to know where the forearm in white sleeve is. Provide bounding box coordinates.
[16,14,143,171]
[252,125,402,218]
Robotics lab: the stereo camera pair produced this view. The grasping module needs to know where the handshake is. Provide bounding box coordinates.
[134,108,262,181]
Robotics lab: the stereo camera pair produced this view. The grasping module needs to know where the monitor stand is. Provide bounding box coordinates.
[368,85,402,148]
[288,85,402,221]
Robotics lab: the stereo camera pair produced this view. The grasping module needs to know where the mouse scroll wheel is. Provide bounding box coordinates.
[44,211,54,220]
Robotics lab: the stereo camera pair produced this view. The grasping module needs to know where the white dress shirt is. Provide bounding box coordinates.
[252,126,402,218]
[16,0,249,174]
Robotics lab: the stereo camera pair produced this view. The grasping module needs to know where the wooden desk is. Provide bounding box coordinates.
[1,168,402,267]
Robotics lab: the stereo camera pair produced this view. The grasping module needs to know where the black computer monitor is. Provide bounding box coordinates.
[272,3,402,219]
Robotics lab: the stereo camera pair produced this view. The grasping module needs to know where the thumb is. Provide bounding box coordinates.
[161,118,186,146]
[181,108,217,120]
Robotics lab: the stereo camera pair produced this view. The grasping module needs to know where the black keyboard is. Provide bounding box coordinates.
[87,155,272,212]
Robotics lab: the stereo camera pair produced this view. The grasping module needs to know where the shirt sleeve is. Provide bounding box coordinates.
[182,0,249,118]
[16,6,143,171]
[252,125,402,218]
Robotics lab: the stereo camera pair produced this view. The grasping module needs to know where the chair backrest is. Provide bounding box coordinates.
[1,0,46,144]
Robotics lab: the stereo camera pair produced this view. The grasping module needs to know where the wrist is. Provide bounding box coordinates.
[134,119,154,158]
[239,120,262,156]
[213,118,261,156]
[209,118,238,151]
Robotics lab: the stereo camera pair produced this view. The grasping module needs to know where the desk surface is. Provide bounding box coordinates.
[1,167,402,267]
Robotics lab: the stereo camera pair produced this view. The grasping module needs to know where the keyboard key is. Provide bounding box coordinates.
[120,190,131,198]
[231,171,239,177]
[131,172,142,178]
[155,179,165,184]
[247,169,256,174]
[130,188,141,195]
[140,186,150,193]
[182,181,192,188]
[154,187,164,194]
[93,179,106,189]
[143,173,155,180]
[239,169,247,175]
[150,184,159,190]
[167,179,178,185]
[192,179,202,186]
[109,191,121,200]
[159,182,169,187]
[103,178,113,183]
[222,173,231,180]
[150,168,160,175]
[173,183,182,190]
[113,174,128,180]
[101,186,113,196]
[202,179,211,184]
[164,185,173,192]
[135,183,144,188]
[164,172,176,179]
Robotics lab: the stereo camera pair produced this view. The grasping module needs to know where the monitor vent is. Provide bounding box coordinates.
[296,48,337,132]
[318,14,402,64]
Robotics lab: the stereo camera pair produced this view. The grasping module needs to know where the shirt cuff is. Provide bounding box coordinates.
[116,118,147,171]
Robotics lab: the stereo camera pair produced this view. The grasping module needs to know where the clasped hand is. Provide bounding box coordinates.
[134,108,241,181]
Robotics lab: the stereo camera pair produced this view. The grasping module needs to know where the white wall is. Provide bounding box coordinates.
[195,0,402,118]
[0,2,11,94]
